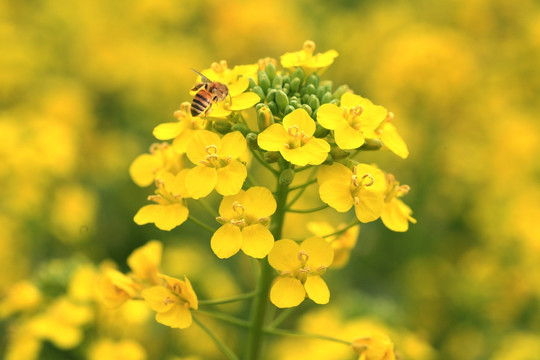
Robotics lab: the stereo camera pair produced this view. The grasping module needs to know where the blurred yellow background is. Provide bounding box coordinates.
[1,0,539,359]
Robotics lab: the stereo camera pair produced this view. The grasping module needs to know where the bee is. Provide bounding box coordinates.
[190,68,230,117]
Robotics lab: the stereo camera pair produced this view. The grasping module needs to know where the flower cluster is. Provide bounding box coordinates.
[124,41,414,359]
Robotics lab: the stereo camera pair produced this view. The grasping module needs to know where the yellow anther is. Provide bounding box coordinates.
[298,250,309,262]
[351,105,364,117]
[361,173,375,187]
[232,201,245,214]
[147,195,161,203]
[163,296,175,305]
[288,125,300,137]
[205,145,218,155]
[299,267,311,274]
[354,196,360,205]
[303,40,316,53]
[351,174,359,187]
[399,184,411,195]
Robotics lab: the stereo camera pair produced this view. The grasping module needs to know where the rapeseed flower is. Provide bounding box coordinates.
[381,174,416,232]
[185,130,247,198]
[268,238,334,308]
[317,93,388,150]
[212,186,276,259]
[98,268,140,308]
[352,332,396,360]
[307,221,359,268]
[129,143,184,187]
[281,41,338,73]
[258,108,330,166]
[134,170,190,231]
[142,274,198,329]
[318,163,386,223]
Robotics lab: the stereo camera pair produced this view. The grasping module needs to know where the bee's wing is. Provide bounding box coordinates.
[191,68,212,83]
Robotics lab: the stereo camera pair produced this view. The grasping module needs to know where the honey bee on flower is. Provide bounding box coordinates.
[189,68,231,118]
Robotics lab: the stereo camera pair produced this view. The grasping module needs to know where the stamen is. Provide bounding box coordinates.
[298,267,311,274]
[284,143,291,149]
[354,196,360,205]
[351,105,364,117]
[303,40,315,53]
[399,185,410,195]
[361,174,374,187]
[205,145,218,155]
[351,174,359,187]
[288,125,300,137]
[163,296,175,305]
[147,195,161,203]
[230,219,246,227]
[232,201,244,215]
[298,250,309,262]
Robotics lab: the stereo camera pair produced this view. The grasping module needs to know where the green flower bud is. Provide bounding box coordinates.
[264,151,281,163]
[231,123,249,136]
[321,92,333,104]
[257,106,274,131]
[258,71,271,93]
[283,86,290,95]
[213,121,232,134]
[313,123,330,138]
[290,77,301,93]
[359,138,383,151]
[333,84,349,100]
[267,101,278,115]
[302,94,309,104]
[330,146,350,160]
[281,75,290,85]
[316,86,326,100]
[275,90,289,112]
[283,105,295,116]
[289,99,299,108]
[307,94,320,110]
[246,132,259,150]
[265,63,277,81]
[329,98,340,105]
[272,74,283,88]
[292,68,305,83]
[266,89,277,102]
[248,77,257,90]
[320,80,333,93]
[255,103,265,112]
[279,169,295,186]
[323,153,334,165]
[306,73,320,88]
[301,104,313,116]
[293,92,301,98]
[252,86,265,102]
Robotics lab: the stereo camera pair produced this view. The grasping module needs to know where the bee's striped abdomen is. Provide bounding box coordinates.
[191,91,212,117]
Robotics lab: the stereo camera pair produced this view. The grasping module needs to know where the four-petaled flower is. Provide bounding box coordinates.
[129,143,184,187]
[317,93,388,150]
[268,238,334,308]
[212,187,276,259]
[318,163,386,223]
[257,108,330,166]
[133,170,190,231]
[142,274,198,329]
[381,174,416,232]
[281,40,338,73]
[185,130,247,198]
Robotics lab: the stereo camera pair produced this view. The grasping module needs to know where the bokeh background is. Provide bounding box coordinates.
[1,0,540,359]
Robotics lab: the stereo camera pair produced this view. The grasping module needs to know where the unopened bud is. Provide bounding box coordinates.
[301,104,313,116]
[307,94,320,111]
[252,86,265,102]
[333,84,350,100]
[283,105,295,116]
[265,62,277,81]
[306,73,319,88]
[272,74,283,88]
[213,121,232,134]
[313,123,330,138]
[257,106,274,131]
[321,92,333,104]
[330,146,350,160]
[359,138,383,151]
[292,68,305,83]
[258,71,271,93]
[263,151,281,163]
[279,169,295,186]
[246,133,259,150]
[231,123,249,136]
[275,90,289,112]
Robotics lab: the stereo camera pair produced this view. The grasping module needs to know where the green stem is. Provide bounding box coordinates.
[287,204,329,213]
[288,178,317,191]
[322,220,361,238]
[266,308,295,330]
[285,166,317,209]
[251,149,279,175]
[188,215,217,234]
[199,198,219,217]
[244,173,289,360]
[264,327,351,346]
[192,315,240,360]
[199,291,258,305]
[195,309,250,328]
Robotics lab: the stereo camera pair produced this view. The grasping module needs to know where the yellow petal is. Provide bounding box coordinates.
[283,109,316,136]
[257,124,287,151]
[299,138,330,165]
[268,239,302,272]
[354,191,384,223]
[334,122,365,150]
[129,154,161,187]
[281,146,310,167]
[241,224,274,258]
[381,198,415,232]
[317,104,345,130]
[354,164,386,193]
[153,122,183,140]
[359,104,388,131]
[317,163,352,186]
[218,190,246,218]
[133,204,161,226]
[219,131,247,159]
[378,123,409,159]
[230,92,261,111]
[270,277,305,308]
[172,128,194,154]
[319,180,353,212]
[304,276,330,304]
[244,186,276,218]
[183,276,198,310]
[127,240,162,282]
[171,169,190,197]
[227,77,249,96]
[340,92,367,108]
[134,203,188,231]
[211,223,243,258]
[301,237,334,268]
[186,130,221,165]
[185,166,217,199]
[141,286,175,313]
[155,303,192,329]
[207,102,232,119]
[215,160,247,196]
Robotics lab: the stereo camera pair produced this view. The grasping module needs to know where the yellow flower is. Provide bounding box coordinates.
[129,143,184,187]
[371,111,409,159]
[127,240,163,285]
[134,170,190,231]
[352,332,396,360]
[257,108,330,166]
[318,163,386,223]
[317,93,388,150]
[307,221,359,268]
[185,130,247,198]
[212,186,276,259]
[98,268,140,308]
[152,102,206,155]
[281,40,338,73]
[192,61,260,119]
[381,174,416,232]
[0,281,42,318]
[88,338,147,360]
[142,274,198,329]
[268,238,334,308]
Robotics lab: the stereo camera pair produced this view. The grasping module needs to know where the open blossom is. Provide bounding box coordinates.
[185,130,247,198]
[134,170,190,231]
[381,174,416,232]
[281,40,338,73]
[257,108,330,166]
[318,163,386,223]
[129,143,184,187]
[98,268,140,308]
[307,221,359,268]
[317,93,388,150]
[352,332,396,360]
[268,238,334,308]
[371,111,409,159]
[142,274,198,329]
[212,186,276,259]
